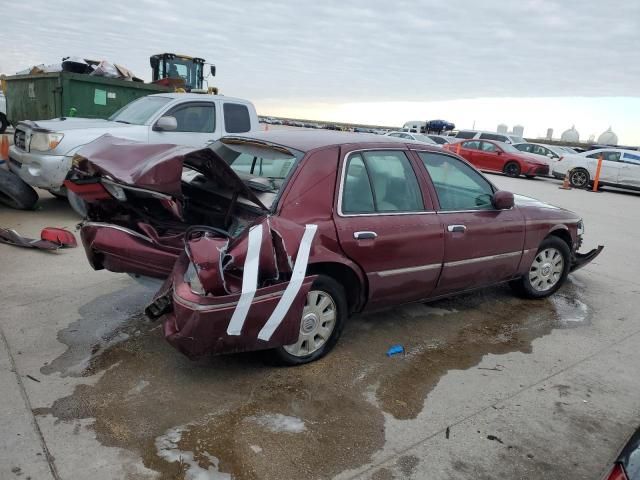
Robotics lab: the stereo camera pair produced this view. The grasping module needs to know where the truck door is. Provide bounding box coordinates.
[149,101,217,147]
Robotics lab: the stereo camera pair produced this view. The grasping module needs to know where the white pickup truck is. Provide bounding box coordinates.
[8,93,259,208]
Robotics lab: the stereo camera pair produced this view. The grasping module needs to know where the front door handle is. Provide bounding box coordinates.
[447,225,467,233]
[354,231,377,240]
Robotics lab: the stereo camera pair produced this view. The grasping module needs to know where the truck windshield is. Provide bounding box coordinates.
[109,96,172,125]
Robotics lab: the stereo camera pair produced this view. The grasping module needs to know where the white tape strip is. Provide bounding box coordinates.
[258,224,317,341]
[226,223,263,335]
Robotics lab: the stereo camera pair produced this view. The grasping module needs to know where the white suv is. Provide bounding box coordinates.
[454,130,524,144]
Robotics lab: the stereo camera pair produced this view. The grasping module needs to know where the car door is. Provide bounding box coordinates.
[456,140,482,166]
[584,150,623,183]
[477,141,503,171]
[149,101,217,147]
[515,143,533,154]
[415,151,525,295]
[619,152,640,188]
[333,149,444,308]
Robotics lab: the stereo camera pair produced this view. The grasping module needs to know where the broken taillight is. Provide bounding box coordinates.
[40,228,77,248]
[63,180,111,201]
[606,464,628,480]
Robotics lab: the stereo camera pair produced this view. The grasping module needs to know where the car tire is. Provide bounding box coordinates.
[0,113,8,134]
[271,274,347,365]
[0,169,38,210]
[569,168,590,189]
[510,236,571,299]
[503,161,521,177]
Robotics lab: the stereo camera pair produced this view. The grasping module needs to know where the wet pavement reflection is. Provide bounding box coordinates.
[34,282,590,479]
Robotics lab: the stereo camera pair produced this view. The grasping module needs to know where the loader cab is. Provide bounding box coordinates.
[150,53,214,92]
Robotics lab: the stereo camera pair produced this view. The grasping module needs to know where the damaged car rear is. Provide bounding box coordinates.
[67,131,603,365]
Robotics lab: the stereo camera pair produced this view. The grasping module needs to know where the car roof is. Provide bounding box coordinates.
[149,93,252,103]
[225,130,438,153]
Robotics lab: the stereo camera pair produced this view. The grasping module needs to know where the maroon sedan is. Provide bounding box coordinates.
[444,139,550,178]
[66,132,601,364]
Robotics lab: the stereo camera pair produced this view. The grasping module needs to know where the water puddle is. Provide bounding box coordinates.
[35,282,591,478]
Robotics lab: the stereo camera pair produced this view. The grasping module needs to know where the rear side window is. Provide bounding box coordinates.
[419,152,494,211]
[481,142,498,152]
[456,131,476,139]
[479,133,506,142]
[342,151,424,214]
[223,103,251,133]
[623,152,640,164]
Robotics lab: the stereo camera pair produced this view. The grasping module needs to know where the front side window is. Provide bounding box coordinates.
[165,103,215,133]
[532,145,552,157]
[462,140,481,150]
[419,152,494,211]
[481,141,498,152]
[342,151,424,214]
[223,103,251,133]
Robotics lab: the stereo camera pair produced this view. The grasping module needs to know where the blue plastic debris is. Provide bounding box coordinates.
[386,345,404,357]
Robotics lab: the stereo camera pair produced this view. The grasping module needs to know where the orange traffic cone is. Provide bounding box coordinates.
[0,136,9,170]
[559,169,572,190]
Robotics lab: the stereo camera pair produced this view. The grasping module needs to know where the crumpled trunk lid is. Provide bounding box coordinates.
[72,134,268,210]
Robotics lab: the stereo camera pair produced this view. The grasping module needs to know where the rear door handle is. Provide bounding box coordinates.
[447,225,466,233]
[354,231,377,240]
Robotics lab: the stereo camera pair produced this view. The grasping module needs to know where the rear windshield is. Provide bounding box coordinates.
[213,139,303,193]
[109,96,172,125]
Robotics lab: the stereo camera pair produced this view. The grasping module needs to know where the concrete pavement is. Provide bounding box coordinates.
[0,177,639,480]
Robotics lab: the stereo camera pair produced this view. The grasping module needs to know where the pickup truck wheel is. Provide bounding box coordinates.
[0,113,8,134]
[0,169,38,210]
[510,236,570,299]
[569,168,590,189]
[503,161,521,177]
[272,275,346,365]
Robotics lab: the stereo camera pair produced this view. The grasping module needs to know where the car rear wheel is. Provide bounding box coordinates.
[272,275,346,365]
[569,168,590,189]
[503,161,521,177]
[510,236,570,299]
[0,169,38,210]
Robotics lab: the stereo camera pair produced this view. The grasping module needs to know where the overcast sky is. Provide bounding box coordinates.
[3,0,640,142]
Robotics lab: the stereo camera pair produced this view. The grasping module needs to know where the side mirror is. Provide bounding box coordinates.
[210,65,216,76]
[153,116,177,132]
[492,191,514,210]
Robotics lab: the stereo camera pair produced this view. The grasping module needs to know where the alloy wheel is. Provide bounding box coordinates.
[283,290,337,357]
[529,247,564,292]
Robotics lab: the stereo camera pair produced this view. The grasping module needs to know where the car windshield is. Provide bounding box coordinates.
[108,96,172,125]
[214,140,304,193]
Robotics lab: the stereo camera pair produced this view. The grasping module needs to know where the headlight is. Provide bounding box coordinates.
[577,219,584,236]
[29,132,64,152]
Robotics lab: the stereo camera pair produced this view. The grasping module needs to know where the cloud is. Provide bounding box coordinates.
[1,0,639,106]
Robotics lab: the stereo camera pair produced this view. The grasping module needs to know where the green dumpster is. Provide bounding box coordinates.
[4,72,168,125]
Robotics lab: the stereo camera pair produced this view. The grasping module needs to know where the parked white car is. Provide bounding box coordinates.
[513,142,570,168]
[385,131,439,145]
[8,93,259,204]
[551,148,640,190]
[454,130,524,144]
